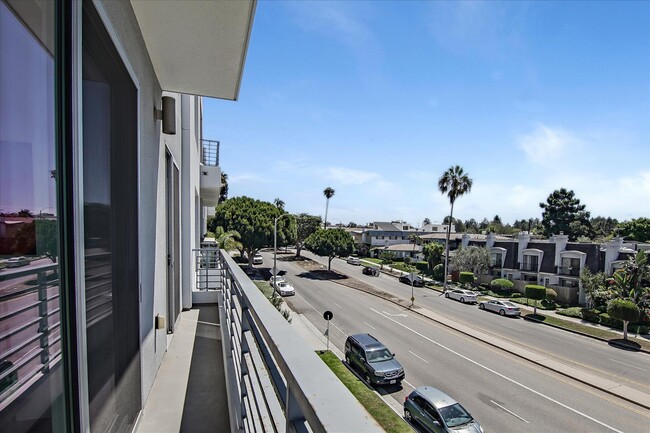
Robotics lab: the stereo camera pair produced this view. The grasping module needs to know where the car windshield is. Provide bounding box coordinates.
[439,403,473,428]
[366,348,393,363]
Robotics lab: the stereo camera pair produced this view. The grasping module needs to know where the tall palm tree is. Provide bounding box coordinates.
[274,198,285,210]
[323,187,335,229]
[408,233,421,258]
[438,165,473,289]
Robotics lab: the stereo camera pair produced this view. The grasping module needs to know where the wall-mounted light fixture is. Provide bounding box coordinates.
[154,96,176,135]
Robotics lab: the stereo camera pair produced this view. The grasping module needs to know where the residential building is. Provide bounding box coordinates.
[0,2,380,433]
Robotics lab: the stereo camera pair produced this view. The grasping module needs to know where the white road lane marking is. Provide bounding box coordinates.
[409,350,429,364]
[402,379,416,390]
[609,358,647,372]
[490,400,530,423]
[382,310,408,317]
[364,322,376,329]
[370,308,625,433]
[334,302,343,309]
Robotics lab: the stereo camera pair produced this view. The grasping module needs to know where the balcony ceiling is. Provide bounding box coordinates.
[130,0,256,100]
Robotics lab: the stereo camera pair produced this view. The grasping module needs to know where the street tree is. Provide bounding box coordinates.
[607,299,640,340]
[422,242,444,269]
[323,187,335,229]
[616,217,650,243]
[438,165,473,289]
[525,285,547,315]
[295,213,322,258]
[612,251,650,306]
[422,217,431,226]
[450,246,491,276]
[219,172,229,204]
[539,188,592,240]
[213,196,296,266]
[304,228,354,270]
[379,251,396,269]
[213,226,242,252]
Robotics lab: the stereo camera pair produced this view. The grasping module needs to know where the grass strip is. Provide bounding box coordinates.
[523,312,650,351]
[317,351,412,433]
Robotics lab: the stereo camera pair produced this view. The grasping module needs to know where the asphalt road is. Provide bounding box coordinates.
[298,251,650,394]
[258,251,650,433]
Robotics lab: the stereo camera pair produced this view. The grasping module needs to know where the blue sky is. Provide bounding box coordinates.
[204,1,650,227]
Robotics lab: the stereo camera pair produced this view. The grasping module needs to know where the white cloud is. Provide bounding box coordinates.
[518,123,581,168]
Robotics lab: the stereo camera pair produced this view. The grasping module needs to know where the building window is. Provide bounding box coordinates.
[0,1,68,431]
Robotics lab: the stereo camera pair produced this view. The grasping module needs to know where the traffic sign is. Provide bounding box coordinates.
[323,310,333,321]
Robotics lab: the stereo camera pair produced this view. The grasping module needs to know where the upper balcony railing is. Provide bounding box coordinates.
[557,266,580,277]
[215,249,383,433]
[519,262,538,272]
[201,139,220,167]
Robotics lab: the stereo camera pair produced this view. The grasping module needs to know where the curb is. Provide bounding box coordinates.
[522,314,650,355]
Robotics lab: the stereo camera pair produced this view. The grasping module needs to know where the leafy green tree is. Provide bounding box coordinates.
[464,218,479,233]
[295,213,322,258]
[379,251,396,269]
[616,218,650,243]
[580,268,610,308]
[525,285,547,315]
[423,242,444,269]
[18,209,34,217]
[219,172,229,204]
[422,217,431,226]
[323,187,335,229]
[450,246,490,276]
[612,251,650,306]
[539,188,593,240]
[213,197,296,266]
[491,278,514,292]
[438,165,473,289]
[304,228,354,270]
[591,216,619,239]
[607,299,640,340]
[213,226,242,252]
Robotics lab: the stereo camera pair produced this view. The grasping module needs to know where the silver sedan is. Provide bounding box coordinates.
[478,299,521,316]
[444,289,478,304]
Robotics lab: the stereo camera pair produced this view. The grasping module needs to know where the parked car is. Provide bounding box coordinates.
[346,256,361,265]
[404,386,484,433]
[362,266,380,276]
[445,289,478,304]
[478,299,521,316]
[274,280,295,296]
[5,257,28,268]
[399,274,424,287]
[344,333,404,386]
[269,276,285,286]
[253,253,263,265]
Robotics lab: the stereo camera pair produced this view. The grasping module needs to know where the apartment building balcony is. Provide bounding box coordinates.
[200,139,222,207]
[557,266,580,277]
[519,262,538,272]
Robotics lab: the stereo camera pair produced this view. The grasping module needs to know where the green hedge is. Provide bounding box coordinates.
[599,313,623,328]
[433,264,444,280]
[557,307,582,318]
[415,261,429,272]
[459,272,475,284]
[525,285,546,300]
[491,278,514,291]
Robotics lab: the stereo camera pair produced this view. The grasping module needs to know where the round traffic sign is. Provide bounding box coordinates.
[323,310,333,321]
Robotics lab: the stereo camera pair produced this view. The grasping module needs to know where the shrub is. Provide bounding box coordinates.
[433,264,444,280]
[510,293,522,298]
[415,261,429,272]
[557,307,582,318]
[394,257,404,263]
[581,308,600,322]
[459,272,475,285]
[545,288,558,302]
[598,313,623,328]
[491,278,514,291]
[525,285,547,315]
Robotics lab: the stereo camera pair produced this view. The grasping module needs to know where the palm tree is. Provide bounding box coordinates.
[408,233,421,258]
[274,198,285,210]
[323,187,335,229]
[438,165,473,289]
[422,217,431,227]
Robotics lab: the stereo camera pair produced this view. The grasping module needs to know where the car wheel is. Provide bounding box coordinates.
[345,355,350,365]
[499,309,506,316]
[460,297,465,303]
[404,409,413,422]
[445,292,449,298]
[479,304,485,310]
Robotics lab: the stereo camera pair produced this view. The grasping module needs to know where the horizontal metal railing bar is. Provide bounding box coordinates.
[0,347,42,382]
[84,271,113,283]
[0,300,42,321]
[0,316,42,341]
[0,331,42,359]
[0,262,58,282]
[0,281,58,302]
[220,250,383,433]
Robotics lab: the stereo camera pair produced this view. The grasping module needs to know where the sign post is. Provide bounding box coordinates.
[323,310,333,352]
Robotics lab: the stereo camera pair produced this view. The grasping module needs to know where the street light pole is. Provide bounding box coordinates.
[273,213,291,289]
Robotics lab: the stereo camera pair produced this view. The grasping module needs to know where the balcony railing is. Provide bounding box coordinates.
[557,266,580,277]
[520,262,538,272]
[0,262,62,408]
[216,249,383,433]
[201,139,220,167]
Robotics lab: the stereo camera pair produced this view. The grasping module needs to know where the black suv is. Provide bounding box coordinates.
[344,333,404,386]
[399,274,425,287]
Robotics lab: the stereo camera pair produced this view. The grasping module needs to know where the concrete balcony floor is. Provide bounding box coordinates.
[135,305,229,433]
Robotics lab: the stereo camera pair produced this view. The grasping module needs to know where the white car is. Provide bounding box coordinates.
[274,280,295,296]
[478,299,521,316]
[6,257,29,268]
[269,276,285,286]
[445,289,478,304]
[253,253,263,265]
[346,256,361,265]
